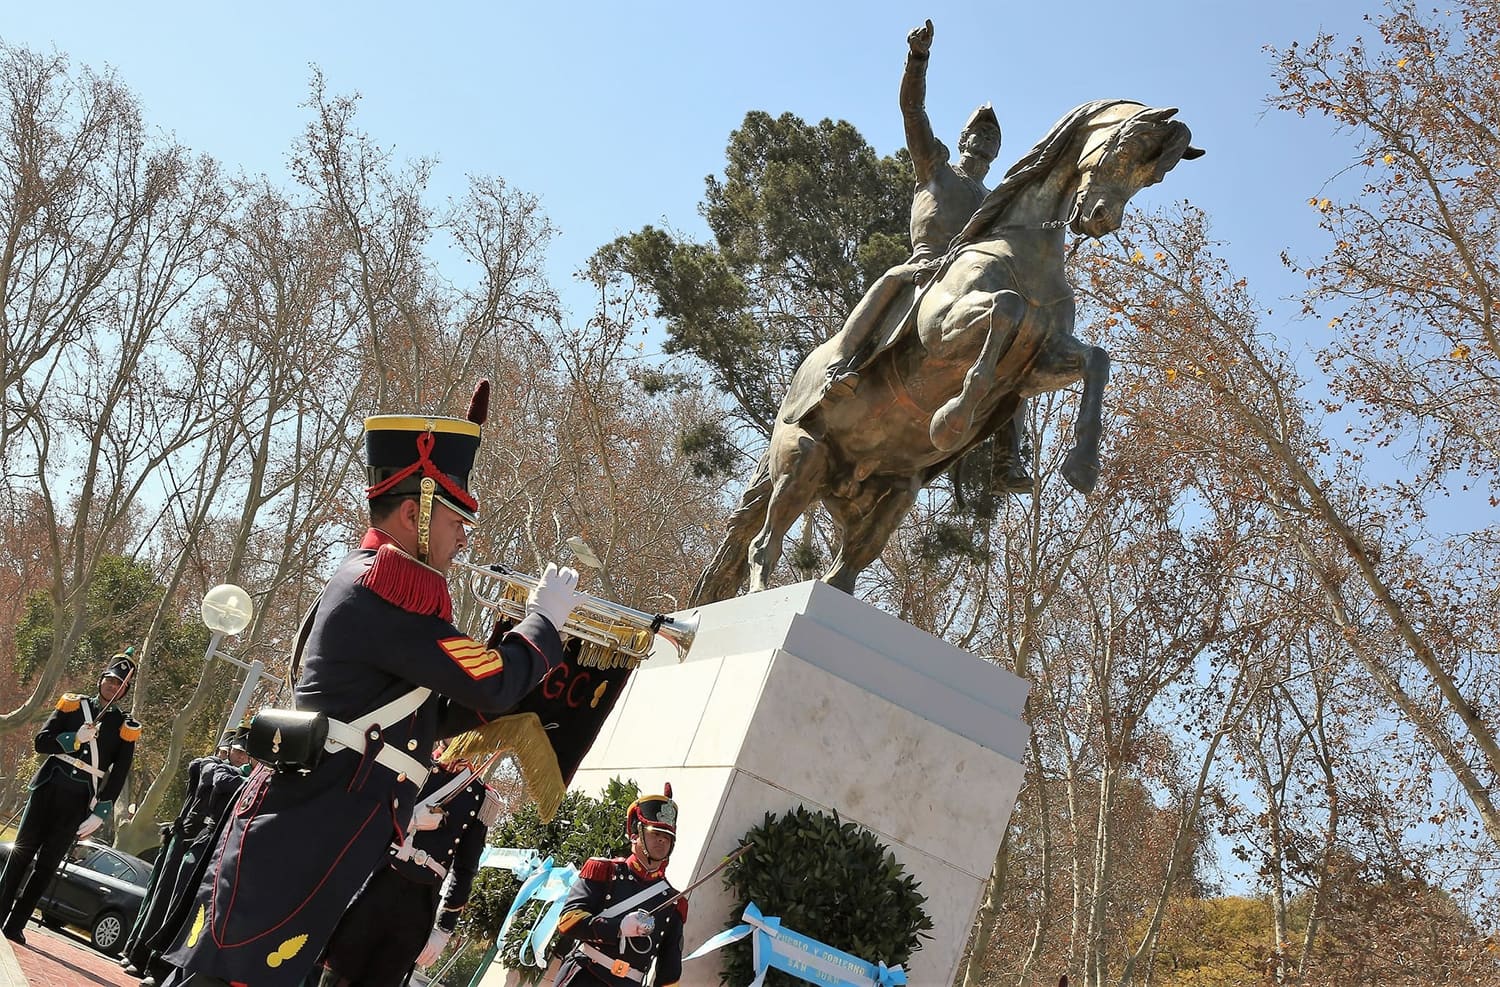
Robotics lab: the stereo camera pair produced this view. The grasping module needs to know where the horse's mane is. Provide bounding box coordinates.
[950,99,1137,250]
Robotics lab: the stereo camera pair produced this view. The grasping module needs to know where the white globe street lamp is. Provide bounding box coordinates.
[202,583,254,635]
[200,584,266,738]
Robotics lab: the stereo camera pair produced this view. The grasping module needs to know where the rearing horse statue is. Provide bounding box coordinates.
[691,100,1203,605]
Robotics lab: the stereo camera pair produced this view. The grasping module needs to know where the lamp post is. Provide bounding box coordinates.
[201,583,262,737]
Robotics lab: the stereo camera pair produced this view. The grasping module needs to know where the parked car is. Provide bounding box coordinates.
[0,838,151,955]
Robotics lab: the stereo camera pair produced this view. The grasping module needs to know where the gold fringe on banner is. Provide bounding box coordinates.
[442,713,566,821]
[573,625,651,670]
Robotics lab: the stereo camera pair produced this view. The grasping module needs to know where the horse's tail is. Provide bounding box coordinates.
[689,452,774,606]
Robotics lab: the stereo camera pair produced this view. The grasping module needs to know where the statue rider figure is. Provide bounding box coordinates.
[812,18,1032,492]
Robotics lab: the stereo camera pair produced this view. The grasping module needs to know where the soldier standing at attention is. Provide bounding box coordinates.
[161,381,581,987]
[121,726,235,972]
[122,729,238,978]
[0,651,141,945]
[552,785,687,987]
[134,727,256,987]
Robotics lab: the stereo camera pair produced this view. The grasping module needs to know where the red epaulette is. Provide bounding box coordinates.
[358,544,453,622]
[580,857,619,881]
[675,897,689,921]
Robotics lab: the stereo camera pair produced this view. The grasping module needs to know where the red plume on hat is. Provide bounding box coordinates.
[467,379,490,426]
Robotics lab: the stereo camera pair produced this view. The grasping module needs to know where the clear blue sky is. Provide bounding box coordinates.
[4,0,1363,343]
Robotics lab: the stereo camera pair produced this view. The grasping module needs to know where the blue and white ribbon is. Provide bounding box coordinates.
[520,864,578,967]
[483,849,586,969]
[496,854,556,946]
[685,902,907,987]
[479,845,543,875]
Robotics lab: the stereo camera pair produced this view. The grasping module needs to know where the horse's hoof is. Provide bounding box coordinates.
[1061,452,1099,494]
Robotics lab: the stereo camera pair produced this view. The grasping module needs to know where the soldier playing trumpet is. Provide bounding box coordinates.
[161,380,583,987]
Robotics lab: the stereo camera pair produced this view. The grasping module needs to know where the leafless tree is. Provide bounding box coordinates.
[0,43,230,734]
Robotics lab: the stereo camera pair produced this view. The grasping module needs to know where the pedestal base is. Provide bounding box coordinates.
[569,581,1030,986]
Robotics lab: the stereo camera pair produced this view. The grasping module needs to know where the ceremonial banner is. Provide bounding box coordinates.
[447,632,637,820]
[685,903,908,987]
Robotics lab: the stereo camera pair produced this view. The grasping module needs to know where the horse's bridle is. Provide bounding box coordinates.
[987,219,1071,232]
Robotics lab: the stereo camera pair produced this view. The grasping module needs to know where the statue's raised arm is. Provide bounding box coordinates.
[901,19,945,184]
[776,17,1006,425]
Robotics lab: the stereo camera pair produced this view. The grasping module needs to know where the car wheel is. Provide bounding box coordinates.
[89,909,126,955]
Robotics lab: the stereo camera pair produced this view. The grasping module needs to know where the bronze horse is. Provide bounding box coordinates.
[692,100,1203,604]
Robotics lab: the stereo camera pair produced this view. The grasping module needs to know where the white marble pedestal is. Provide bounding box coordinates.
[557,581,1031,986]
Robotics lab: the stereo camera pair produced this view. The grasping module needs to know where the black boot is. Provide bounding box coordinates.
[993,457,1034,494]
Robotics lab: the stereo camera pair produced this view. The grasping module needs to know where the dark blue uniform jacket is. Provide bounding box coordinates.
[166,534,562,986]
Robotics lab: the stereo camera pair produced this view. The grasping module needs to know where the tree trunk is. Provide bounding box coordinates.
[957,826,1012,987]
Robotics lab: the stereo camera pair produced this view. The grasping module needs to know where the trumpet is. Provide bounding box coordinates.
[452,559,698,667]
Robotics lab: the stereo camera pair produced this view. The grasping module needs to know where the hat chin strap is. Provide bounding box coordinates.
[100,669,132,703]
[632,831,674,871]
[634,845,671,871]
[417,477,435,563]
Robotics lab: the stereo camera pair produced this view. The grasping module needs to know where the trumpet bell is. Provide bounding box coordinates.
[655,608,699,662]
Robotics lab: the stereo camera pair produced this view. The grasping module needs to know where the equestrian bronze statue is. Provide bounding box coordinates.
[692,100,1203,605]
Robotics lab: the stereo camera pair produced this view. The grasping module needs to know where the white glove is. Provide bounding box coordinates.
[416,927,450,967]
[411,805,445,832]
[77,814,104,839]
[75,721,100,746]
[527,563,580,631]
[620,909,655,938]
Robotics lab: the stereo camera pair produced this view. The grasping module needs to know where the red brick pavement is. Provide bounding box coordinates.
[7,919,140,986]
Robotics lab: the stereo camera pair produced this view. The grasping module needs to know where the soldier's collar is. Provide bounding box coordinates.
[361,526,401,550]
[356,529,454,621]
[626,853,667,879]
[361,527,443,577]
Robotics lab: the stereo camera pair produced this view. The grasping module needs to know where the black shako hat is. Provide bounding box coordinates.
[626,782,679,841]
[100,651,136,698]
[364,380,491,526]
